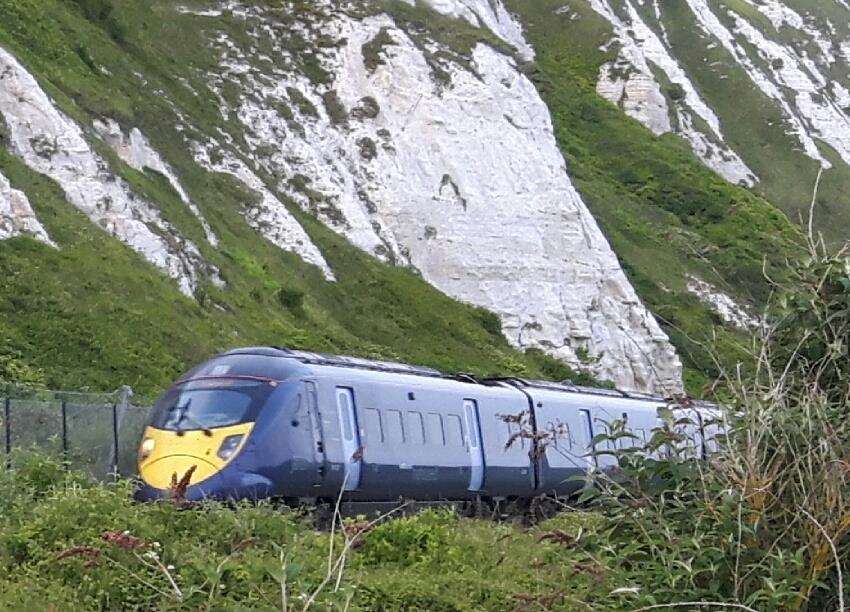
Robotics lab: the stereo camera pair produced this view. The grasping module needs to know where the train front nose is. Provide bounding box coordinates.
[137,424,252,498]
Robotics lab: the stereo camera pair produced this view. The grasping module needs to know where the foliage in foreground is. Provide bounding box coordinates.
[0,453,644,611]
[581,233,850,611]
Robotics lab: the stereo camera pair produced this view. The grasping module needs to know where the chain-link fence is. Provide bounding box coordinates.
[0,385,152,480]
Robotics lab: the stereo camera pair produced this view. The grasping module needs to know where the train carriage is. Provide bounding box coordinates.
[135,347,718,503]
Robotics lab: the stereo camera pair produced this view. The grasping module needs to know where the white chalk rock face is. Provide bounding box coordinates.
[93,118,220,247]
[590,0,758,186]
[0,47,217,296]
[417,0,535,61]
[686,275,759,330]
[682,0,831,168]
[595,0,850,176]
[726,8,850,168]
[204,1,681,393]
[597,58,671,136]
[0,170,55,246]
[190,139,336,281]
[332,20,682,393]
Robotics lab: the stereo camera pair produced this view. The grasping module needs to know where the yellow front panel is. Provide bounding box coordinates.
[138,422,253,490]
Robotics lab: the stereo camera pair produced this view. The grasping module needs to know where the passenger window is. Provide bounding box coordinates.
[446,414,464,447]
[363,408,384,444]
[596,422,610,450]
[386,409,405,444]
[407,411,426,445]
[547,420,572,449]
[427,412,445,446]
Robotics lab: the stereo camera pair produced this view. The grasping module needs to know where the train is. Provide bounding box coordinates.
[135,347,720,503]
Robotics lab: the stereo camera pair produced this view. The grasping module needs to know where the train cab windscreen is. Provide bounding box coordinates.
[150,379,275,432]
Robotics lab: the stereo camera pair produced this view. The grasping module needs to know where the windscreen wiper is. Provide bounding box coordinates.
[171,400,213,437]
[175,413,214,437]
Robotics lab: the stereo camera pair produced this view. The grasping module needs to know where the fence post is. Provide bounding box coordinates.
[3,398,9,469]
[111,386,133,480]
[111,402,119,481]
[61,399,68,466]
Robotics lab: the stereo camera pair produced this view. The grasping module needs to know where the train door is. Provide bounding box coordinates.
[463,399,485,491]
[304,382,326,478]
[335,387,362,491]
[579,409,597,469]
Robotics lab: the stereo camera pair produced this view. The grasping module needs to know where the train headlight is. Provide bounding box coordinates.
[217,435,244,460]
[138,438,156,462]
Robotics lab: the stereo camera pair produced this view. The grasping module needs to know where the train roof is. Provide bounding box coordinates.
[221,346,710,407]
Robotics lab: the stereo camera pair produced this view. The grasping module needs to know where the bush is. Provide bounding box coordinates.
[667,83,686,102]
[580,234,850,610]
[0,347,46,390]
[67,0,127,43]
[474,308,503,337]
[0,115,9,147]
[359,510,456,567]
[74,44,98,73]
[275,287,305,314]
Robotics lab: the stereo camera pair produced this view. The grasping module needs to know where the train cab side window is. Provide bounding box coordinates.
[407,411,426,445]
[427,412,445,446]
[446,414,464,447]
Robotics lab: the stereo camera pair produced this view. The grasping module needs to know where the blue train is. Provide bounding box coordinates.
[135,347,719,502]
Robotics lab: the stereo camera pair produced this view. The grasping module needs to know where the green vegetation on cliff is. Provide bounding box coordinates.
[507,0,801,392]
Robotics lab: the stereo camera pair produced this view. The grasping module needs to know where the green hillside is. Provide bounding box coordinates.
[0,0,806,396]
[0,0,588,395]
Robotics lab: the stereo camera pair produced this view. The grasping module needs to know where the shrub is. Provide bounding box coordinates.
[275,287,305,313]
[361,28,396,72]
[359,510,456,566]
[0,348,46,390]
[474,308,503,337]
[667,83,686,102]
[66,0,127,43]
[580,232,850,610]
[322,90,348,125]
[74,44,98,73]
[0,115,9,147]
